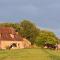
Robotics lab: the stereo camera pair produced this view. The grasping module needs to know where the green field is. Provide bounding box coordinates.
[0,48,60,60]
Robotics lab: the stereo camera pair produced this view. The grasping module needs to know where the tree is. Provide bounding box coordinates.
[0,23,20,32]
[35,30,58,47]
[19,20,40,45]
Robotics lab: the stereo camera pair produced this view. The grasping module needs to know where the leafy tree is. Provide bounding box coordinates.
[19,20,40,45]
[35,30,58,47]
[0,23,20,32]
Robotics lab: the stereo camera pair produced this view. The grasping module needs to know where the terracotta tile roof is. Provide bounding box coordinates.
[0,27,22,41]
[0,27,15,34]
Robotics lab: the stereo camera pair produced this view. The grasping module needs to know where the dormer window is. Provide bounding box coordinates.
[10,34,14,38]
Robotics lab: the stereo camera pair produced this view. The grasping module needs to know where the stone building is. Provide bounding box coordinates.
[0,27,31,49]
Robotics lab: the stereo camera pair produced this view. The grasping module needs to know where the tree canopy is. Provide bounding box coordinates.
[19,20,40,45]
[35,30,58,47]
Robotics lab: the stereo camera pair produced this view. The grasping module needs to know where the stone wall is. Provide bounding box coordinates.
[1,40,24,49]
[0,39,31,49]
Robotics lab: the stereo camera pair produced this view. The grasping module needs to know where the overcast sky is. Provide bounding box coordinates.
[0,0,60,37]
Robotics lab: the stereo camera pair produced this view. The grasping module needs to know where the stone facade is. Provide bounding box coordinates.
[0,38,31,49]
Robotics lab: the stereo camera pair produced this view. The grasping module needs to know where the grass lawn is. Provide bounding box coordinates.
[0,48,60,60]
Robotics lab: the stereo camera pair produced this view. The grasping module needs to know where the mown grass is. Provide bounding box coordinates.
[0,48,60,60]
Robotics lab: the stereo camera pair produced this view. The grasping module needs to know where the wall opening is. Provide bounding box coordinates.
[9,43,17,49]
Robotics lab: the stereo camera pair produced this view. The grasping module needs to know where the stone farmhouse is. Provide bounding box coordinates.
[0,27,31,49]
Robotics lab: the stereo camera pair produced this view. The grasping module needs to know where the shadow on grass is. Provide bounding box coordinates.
[42,49,60,60]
